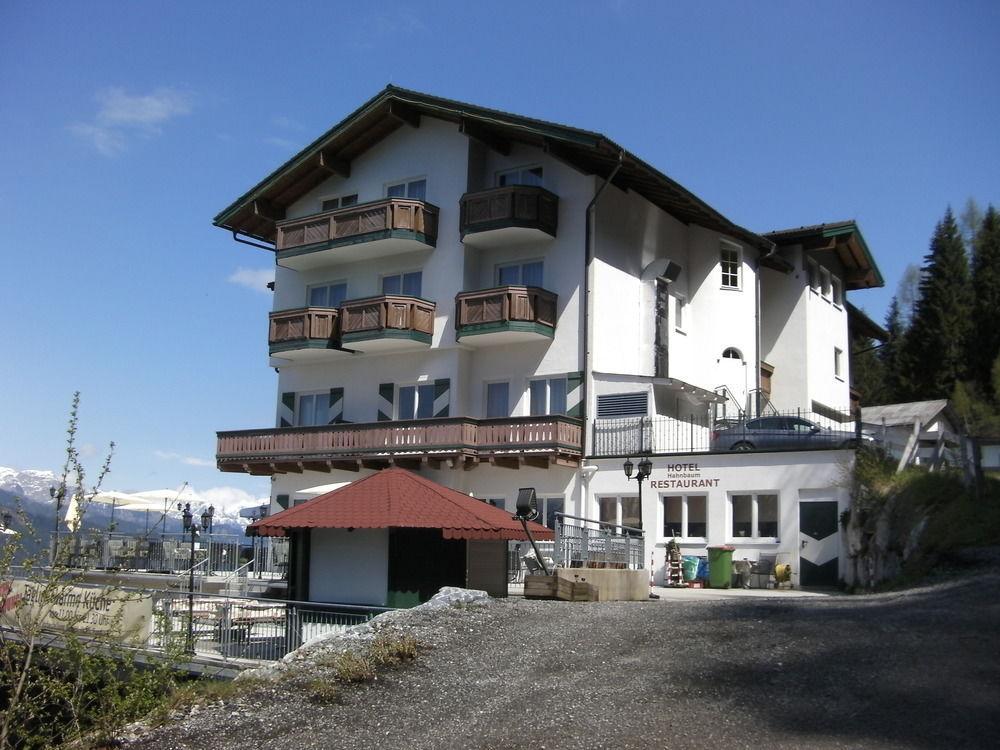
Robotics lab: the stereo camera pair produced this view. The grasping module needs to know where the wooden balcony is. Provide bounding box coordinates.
[268,307,342,360]
[339,294,435,352]
[275,198,438,270]
[455,286,557,345]
[216,416,583,475]
[459,186,558,247]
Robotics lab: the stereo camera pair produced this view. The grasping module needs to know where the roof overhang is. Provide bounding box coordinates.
[846,302,889,342]
[763,221,884,290]
[213,85,773,253]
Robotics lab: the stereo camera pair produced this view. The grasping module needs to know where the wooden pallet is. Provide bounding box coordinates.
[524,575,599,602]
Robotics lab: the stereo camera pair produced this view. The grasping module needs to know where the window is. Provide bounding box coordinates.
[722,347,743,360]
[820,267,832,299]
[730,493,779,539]
[720,243,741,289]
[673,295,686,331]
[398,384,435,420]
[831,276,843,307]
[386,178,426,201]
[834,347,843,379]
[321,193,358,212]
[663,495,707,539]
[529,377,567,416]
[806,257,820,293]
[497,165,543,187]
[486,381,509,418]
[308,282,347,308]
[497,260,544,287]
[382,271,422,297]
[596,392,648,418]
[599,496,642,534]
[296,392,330,427]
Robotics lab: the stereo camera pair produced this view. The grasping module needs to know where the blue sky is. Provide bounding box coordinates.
[1,1,998,508]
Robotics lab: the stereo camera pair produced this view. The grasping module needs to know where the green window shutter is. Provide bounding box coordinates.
[276,494,290,511]
[566,372,583,418]
[378,383,394,421]
[278,392,295,427]
[328,387,344,423]
[433,378,450,418]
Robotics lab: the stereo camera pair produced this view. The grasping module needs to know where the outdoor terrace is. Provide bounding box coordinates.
[455,285,557,345]
[459,185,558,246]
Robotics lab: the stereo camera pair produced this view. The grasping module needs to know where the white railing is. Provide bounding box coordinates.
[553,513,645,570]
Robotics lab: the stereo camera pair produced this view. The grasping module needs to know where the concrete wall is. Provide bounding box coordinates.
[308,528,388,605]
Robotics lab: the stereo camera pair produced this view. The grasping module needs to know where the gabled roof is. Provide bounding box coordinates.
[860,400,956,428]
[213,85,772,252]
[250,467,555,541]
[763,220,884,290]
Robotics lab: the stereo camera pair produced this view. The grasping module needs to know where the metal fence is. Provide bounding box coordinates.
[592,407,860,457]
[52,532,250,576]
[553,513,646,570]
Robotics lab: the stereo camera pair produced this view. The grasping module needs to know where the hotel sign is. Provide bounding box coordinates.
[649,462,720,489]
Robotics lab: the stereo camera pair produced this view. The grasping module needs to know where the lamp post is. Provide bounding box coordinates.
[49,486,65,565]
[178,502,214,654]
[622,456,653,534]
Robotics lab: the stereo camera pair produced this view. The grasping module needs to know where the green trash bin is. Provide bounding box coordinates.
[681,555,700,582]
[707,545,736,589]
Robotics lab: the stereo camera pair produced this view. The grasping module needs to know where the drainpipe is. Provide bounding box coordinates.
[754,238,778,416]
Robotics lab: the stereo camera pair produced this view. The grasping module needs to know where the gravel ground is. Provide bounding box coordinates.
[122,574,1000,750]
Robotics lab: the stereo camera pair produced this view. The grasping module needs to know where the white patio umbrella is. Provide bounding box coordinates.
[64,490,158,531]
[131,486,197,534]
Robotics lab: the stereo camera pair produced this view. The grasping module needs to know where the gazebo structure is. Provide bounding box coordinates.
[250,468,553,607]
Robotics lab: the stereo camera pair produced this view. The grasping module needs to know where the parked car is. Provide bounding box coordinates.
[711,416,873,452]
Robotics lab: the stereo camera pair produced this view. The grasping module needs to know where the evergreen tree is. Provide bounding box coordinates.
[901,209,972,399]
[850,331,887,405]
[879,296,908,402]
[969,206,1000,397]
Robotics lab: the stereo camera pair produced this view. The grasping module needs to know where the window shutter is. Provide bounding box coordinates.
[328,388,344,423]
[276,494,290,511]
[596,392,648,418]
[278,392,295,428]
[433,378,450,418]
[566,371,583,418]
[378,383,394,421]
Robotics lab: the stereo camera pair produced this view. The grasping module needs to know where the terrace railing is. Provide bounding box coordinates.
[275,198,438,252]
[553,513,645,570]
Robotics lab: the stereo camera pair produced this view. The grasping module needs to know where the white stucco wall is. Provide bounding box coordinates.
[308,528,388,605]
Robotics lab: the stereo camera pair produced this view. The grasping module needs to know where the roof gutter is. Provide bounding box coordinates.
[582,150,624,460]
[232,231,276,253]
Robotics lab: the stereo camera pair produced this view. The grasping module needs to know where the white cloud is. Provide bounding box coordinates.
[263,135,298,150]
[70,86,192,156]
[153,450,215,468]
[227,267,274,294]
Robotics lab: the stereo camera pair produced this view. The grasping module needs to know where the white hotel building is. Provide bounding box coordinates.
[214,87,885,591]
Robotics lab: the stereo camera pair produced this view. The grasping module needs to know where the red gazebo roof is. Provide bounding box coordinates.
[250,468,555,541]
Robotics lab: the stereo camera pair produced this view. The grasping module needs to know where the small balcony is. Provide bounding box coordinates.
[268,307,344,361]
[216,415,583,474]
[275,198,439,271]
[460,186,558,247]
[339,294,435,353]
[455,286,557,346]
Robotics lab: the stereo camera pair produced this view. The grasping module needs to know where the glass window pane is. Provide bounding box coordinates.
[758,494,778,537]
[402,271,422,297]
[549,378,567,415]
[529,380,547,416]
[524,167,543,186]
[407,179,426,200]
[416,384,435,419]
[297,395,314,427]
[329,283,347,308]
[498,265,519,285]
[486,382,508,418]
[545,498,563,529]
[322,198,339,212]
[386,183,405,198]
[497,172,510,187]
[382,275,401,295]
[398,386,415,421]
[315,393,330,424]
[341,194,358,207]
[599,498,617,527]
[309,286,327,307]
[522,261,544,287]
[688,496,707,537]
[663,496,683,538]
[732,495,753,538]
[621,497,642,531]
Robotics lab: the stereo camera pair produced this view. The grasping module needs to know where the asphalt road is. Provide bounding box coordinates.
[123,574,1000,749]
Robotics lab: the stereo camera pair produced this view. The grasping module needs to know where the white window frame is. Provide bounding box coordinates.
[529,376,568,416]
[662,494,707,541]
[385,177,427,201]
[720,241,742,290]
[484,380,511,418]
[535,496,565,530]
[834,347,844,380]
[380,270,423,298]
[673,294,687,333]
[495,259,544,287]
[496,165,544,187]
[728,492,779,542]
[319,192,359,212]
[296,391,331,427]
[598,495,643,534]
[306,280,348,308]
[396,382,436,421]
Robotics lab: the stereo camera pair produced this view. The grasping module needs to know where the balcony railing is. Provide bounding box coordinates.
[268,307,339,347]
[216,415,583,473]
[339,295,435,344]
[455,286,557,341]
[460,185,558,240]
[275,198,438,252]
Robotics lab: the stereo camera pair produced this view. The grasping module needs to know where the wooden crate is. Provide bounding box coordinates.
[523,575,599,602]
[524,575,557,599]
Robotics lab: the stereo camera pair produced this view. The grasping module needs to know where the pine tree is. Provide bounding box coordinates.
[901,209,972,399]
[879,296,907,402]
[969,206,1000,397]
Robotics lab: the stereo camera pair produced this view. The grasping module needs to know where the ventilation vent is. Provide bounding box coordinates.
[597,392,649,418]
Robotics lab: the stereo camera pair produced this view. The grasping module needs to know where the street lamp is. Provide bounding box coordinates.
[178,502,214,654]
[622,456,653,534]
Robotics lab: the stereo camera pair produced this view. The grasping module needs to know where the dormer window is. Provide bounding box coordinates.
[321,193,358,212]
[386,178,426,201]
[497,166,543,187]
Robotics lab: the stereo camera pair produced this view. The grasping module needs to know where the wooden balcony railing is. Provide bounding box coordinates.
[340,295,435,339]
[455,286,557,335]
[217,416,582,472]
[268,307,339,346]
[275,198,439,252]
[459,185,558,239]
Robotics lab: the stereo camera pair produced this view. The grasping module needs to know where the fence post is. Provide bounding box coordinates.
[554,515,563,567]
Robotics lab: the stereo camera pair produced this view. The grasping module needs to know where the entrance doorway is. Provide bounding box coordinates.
[798,500,840,586]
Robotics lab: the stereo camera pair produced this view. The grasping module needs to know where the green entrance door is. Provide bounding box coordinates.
[798,501,840,587]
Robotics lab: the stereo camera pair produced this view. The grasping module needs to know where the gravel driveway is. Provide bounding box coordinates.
[123,573,1000,749]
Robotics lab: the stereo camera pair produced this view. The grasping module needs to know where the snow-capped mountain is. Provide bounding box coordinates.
[0,466,61,507]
